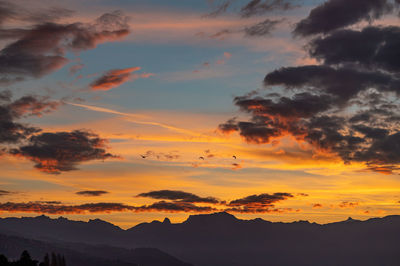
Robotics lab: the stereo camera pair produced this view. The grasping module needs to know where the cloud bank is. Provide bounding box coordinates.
[219,0,400,173]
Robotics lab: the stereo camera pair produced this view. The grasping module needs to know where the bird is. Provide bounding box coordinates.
[140,155,147,159]
[232,155,237,159]
[199,156,205,160]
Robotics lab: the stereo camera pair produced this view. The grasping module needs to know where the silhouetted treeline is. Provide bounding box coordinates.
[0,251,65,266]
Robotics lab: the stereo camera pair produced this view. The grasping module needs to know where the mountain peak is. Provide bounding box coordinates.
[89,218,107,223]
[344,217,359,223]
[184,212,238,225]
[163,217,171,224]
[35,215,50,220]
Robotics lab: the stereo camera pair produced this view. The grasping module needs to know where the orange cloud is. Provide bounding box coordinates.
[90,67,154,91]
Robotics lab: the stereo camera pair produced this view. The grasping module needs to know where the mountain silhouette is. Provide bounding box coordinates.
[1,212,400,266]
[0,233,192,266]
[0,215,125,246]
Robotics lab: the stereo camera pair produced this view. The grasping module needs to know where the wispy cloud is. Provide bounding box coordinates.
[66,102,204,137]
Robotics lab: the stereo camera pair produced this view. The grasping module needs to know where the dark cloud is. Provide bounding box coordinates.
[20,7,74,24]
[352,133,400,165]
[220,89,400,169]
[203,0,297,18]
[137,191,297,213]
[0,91,59,144]
[137,190,220,204]
[226,17,398,169]
[0,190,298,214]
[0,91,117,174]
[224,193,294,213]
[264,65,399,103]
[235,92,333,118]
[220,120,280,144]
[219,92,334,144]
[9,95,60,117]
[224,206,297,213]
[0,201,214,214]
[135,201,216,213]
[204,0,233,17]
[244,19,282,37]
[76,190,109,197]
[0,202,135,214]
[0,108,38,144]
[0,10,129,83]
[206,17,284,40]
[0,190,11,196]
[0,91,118,174]
[294,0,393,36]
[241,0,298,17]
[219,118,239,134]
[309,26,400,73]
[209,29,233,39]
[10,130,117,174]
[0,1,73,25]
[228,192,293,207]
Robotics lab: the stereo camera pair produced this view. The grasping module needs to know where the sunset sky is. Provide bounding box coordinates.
[0,0,400,228]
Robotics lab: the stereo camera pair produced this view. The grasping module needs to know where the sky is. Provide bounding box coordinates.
[0,0,400,228]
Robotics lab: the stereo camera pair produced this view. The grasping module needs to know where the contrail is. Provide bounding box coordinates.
[66,102,201,136]
[67,102,147,119]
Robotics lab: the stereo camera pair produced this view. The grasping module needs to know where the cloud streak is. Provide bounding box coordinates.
[0,190,12,197]
[66,102,202,137]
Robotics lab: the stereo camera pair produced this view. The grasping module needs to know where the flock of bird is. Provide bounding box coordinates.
[140,153,237,160]
[198,155,236,160]
[139,150,241,170]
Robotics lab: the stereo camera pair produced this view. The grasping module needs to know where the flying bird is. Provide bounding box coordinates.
[140,155,147,159]
[233,155,237,159]
[199,156,205,160]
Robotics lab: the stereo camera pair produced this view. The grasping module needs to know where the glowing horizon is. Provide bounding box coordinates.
[0,0,399,228]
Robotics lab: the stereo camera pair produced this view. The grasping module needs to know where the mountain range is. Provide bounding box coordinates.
[1,212,400,266]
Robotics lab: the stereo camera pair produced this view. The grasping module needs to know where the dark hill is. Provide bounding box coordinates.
[1,212,400,266]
